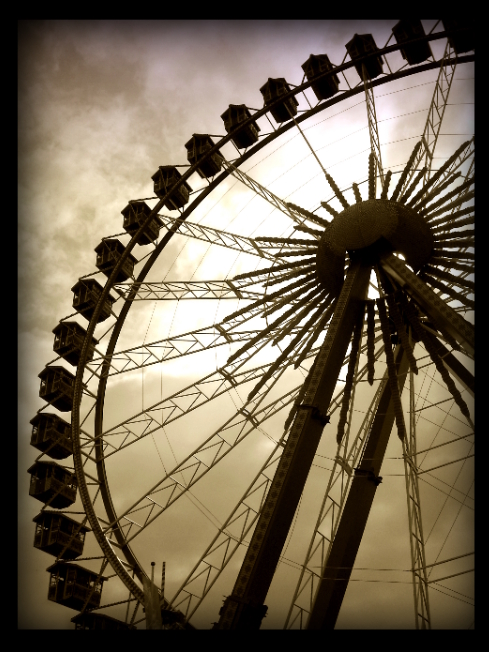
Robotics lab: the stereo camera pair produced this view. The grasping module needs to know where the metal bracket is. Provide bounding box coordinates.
[297,404,331,427]
[353,467,383,486]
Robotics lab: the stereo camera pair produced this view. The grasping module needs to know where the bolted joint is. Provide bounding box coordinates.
[297,403,331,427]
[353,467,383,486]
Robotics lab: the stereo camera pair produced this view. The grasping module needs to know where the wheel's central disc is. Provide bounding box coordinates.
[316,199,434,294]
[326,199,398,254]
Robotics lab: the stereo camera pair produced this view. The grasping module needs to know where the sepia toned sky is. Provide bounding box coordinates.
[18,20,474,630]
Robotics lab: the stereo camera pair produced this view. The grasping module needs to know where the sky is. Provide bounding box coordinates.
[18,20,474,630]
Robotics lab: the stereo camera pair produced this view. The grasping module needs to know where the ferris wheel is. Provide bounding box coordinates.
[27,19,474,630]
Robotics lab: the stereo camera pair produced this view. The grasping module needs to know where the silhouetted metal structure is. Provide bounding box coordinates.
[28,20,473,629]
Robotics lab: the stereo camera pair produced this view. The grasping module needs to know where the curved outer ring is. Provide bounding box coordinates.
[69,31,474,607]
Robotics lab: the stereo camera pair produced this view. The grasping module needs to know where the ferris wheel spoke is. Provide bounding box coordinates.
[431,210,474,235]
[415,177,474,224]
[285,108,357,211]
[376,268,473,419]
[430,258,474,277]
[429,164,474,235]
[431,339,474,397]
[112,257,323,303]
[410,143,473,213]
[88,332,320,457]
[428,140,474,204]
[215,271,320,333]
[285,203,331,228]
[411,170,462,211]
[432,231,475,246]
[220,156,331,230]
[232,258,318,286]
[246,291,332,402]
[400,39,459,195]
[155,214,299,262]
[362,66,384,193]
[88,326,304,379]
[423,189,474,223]
[395,293,472,423]
[420,273,474,310]
[87,274,326,376]
[226,286,326,366]
[255,234,321,248]
[272,292,331,350]
[420,175,474,219]
[111,279,266,302]
[85,295,308,380]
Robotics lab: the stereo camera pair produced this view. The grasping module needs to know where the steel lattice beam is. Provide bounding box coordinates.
[363,63,384,195]
[403,367,431,629]
[85,325,303,379]
[400,40,457,196]
[156,214,301,262]
[112,280,264,301]
[221,158,313,228]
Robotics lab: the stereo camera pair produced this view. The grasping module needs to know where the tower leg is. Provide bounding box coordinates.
[307,345,409,629]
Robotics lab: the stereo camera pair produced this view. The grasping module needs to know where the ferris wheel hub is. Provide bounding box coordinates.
[316,198,434,293]
[326,199,398,255]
